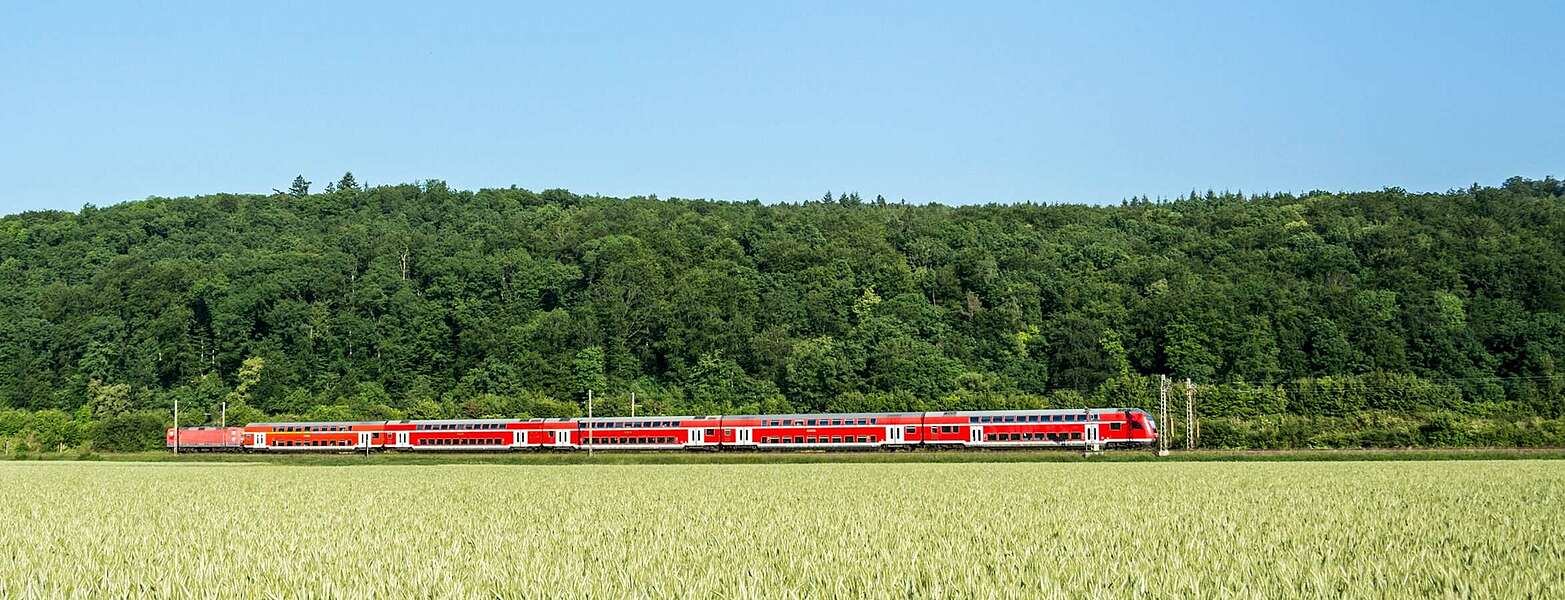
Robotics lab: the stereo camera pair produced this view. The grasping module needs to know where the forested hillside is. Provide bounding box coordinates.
[4,175,1565,452]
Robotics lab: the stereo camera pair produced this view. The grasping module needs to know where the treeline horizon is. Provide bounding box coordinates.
[3,174,1565,452]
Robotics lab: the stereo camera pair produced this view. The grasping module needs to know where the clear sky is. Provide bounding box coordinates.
[2,1,1562,214]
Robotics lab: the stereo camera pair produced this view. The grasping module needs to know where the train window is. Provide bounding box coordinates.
[831,437,841,443]
[870,418,878,424]
[1110,423,1122,430]
[705,428,717,436]
[1131,421,1143,430]
[904,426,916,435]
[1072,432,1082,440]
[807,419,817,426]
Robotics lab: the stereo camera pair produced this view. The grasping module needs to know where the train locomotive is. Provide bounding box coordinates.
[167,408,1158,452]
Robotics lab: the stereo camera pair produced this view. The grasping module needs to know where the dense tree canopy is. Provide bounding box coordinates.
[3,175,1564,451]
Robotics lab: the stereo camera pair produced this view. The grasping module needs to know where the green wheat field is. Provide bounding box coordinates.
[1,461,1562,598]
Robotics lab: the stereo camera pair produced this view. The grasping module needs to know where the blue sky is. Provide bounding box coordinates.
[2,1,1561,214]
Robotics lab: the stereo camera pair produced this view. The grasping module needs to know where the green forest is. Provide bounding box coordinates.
[3,174,1565,452]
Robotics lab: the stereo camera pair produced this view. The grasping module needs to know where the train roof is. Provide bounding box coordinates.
[391,418,522,425]
[724,411,925,420]
[576,415,719,422]
[250,420,388,426]
[929,408,1144,416]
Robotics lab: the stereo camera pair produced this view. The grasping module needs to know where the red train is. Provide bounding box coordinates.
[167,408,1158,452]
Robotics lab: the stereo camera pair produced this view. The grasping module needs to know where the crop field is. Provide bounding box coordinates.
[1,461,1562,598]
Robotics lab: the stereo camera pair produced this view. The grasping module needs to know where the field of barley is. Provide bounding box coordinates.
[1,460,1562,599]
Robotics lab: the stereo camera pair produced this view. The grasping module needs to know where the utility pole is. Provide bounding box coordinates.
[1184,378,1196,450]
[587,389,594,457]
[1157,375,1170,457]
[173,397,180,455]
[630,391,636,418]
[221,401,227,428]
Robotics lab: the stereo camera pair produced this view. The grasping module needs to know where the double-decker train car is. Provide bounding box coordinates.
[577,415,723,450]
[168,408,1158,453]
[726,412,922,449]
[242,421,386,450]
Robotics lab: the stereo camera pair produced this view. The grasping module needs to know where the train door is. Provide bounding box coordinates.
[735,428,752,445]
[886,426,903,445]
[690,428,704,446]
[553,430,571,447]
[968,426,982,446]
[1084,421,1100,450]
[358,432,372,449]
[253,433,266,449]
[512,430,523,448]
[396,432,409,447]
